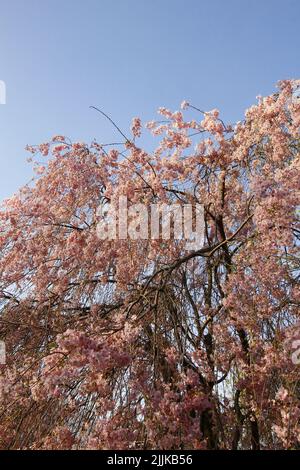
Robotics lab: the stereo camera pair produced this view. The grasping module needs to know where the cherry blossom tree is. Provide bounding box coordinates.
[0,80,299,449]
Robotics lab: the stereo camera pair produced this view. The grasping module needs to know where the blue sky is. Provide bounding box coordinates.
[0,0,299,201]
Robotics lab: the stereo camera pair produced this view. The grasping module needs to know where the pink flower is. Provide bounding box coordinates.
[276,387,289,401]
[131,117,142,138]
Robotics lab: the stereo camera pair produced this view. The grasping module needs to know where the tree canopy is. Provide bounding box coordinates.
[0,80,299,449]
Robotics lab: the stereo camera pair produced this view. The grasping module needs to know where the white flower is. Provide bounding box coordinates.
[180,100,189,110]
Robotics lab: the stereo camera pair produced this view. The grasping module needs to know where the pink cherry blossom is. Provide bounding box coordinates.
[0,80,299,449]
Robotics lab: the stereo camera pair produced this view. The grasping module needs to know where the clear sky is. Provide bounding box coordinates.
[0,0,299,201]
